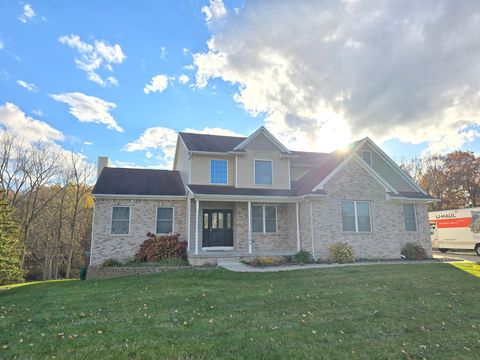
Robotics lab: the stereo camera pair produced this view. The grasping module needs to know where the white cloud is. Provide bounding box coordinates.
[192,0,480,154]
[18,4,35,23]
[16,80,37,92]
[83,141,93,146]
[143,74,171,94]
[124,126,241,168]
[160,46,167,60]
[0,102,64,143]
[182,47,190,55]
[202,0,227,24]
[31,109,43,116]
[58,34,125,87]
[50,92,123,132]
[0,37,3,50]
[178,74,190,84]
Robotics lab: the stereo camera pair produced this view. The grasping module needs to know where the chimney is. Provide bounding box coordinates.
[97,156,110,178]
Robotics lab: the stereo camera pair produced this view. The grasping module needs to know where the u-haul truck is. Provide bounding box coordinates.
[429,208,480,256]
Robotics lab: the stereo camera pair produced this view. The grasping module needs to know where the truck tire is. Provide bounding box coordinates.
[475,244,480,256]
[439,248,448,253]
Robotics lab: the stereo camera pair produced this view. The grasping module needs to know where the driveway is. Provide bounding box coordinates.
[433,250,479,262]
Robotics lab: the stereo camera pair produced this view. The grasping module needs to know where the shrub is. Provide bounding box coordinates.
[293,250,313,264]
[135,233,187,262]
[401,242,427,260]
[245,256,286,267]
[101,258,122,268]
[328,242,355,264]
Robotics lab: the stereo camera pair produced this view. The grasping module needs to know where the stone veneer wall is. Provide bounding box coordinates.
[300,160,432,260]
[87,266,190,279]
[90,198,187,266]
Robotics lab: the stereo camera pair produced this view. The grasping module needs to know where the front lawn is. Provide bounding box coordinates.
[0,263,479,359]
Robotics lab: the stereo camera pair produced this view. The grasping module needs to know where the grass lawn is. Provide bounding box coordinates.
[1,263,479,359]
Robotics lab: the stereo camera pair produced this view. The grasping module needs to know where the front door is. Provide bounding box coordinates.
[202,209,233,248]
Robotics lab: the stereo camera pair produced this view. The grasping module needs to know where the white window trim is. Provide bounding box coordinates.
[156,206,175,235]
[254,159,273,185]
[110,206,131,236]
[341,201,372,233]
[252,204,278,234]
[361,150,372,167]
[210,159,229,185]
[403,203,418,232]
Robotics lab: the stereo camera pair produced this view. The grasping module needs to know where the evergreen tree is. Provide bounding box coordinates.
[0,192,23,285]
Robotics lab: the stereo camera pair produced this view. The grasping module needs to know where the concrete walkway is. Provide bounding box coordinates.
[218,259,440,273]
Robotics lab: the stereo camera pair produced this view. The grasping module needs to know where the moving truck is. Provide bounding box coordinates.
[429,208,480,256]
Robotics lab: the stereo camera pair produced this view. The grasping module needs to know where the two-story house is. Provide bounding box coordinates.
[90,126,434,266]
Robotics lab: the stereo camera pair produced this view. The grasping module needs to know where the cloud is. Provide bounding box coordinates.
[50,92,123,132]
[182,48,190,55]
[202,0,227,24]
[0,36,3,50]
[124,126,241,168]
[18,4,35,23]
[160,46,167,60]
[58,34,125,87]
[192,0,480,154]
[0,102,64,143]
[31,109,43,116]
[143,74,171,94]
[16,80,37,92]
[178,74,190,84]
[83,141,93,146]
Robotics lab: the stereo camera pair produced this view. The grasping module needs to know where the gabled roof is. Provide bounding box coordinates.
[179,132,246,152]
[233,126,291,153]
[92,168,186,196]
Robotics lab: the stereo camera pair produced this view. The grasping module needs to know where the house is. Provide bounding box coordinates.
[90,126,434,266]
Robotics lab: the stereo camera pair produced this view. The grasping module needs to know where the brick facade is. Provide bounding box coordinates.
[90,198,187,266]
[299,160,432,260]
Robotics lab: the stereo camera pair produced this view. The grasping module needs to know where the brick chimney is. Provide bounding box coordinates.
[97,156,110,178]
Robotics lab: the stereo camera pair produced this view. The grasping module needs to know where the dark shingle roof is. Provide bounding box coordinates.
[179,132,246,152]
[188,184,293,197]
[290,151,330,166]
[387,191,435,200]
[92,168,185,196]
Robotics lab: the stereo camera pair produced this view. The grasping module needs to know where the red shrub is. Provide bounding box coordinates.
[135,233,187,262]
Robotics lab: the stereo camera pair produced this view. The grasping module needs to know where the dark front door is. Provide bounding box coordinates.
[202,209,233,248]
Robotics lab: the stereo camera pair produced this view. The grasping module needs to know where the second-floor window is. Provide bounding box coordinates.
[210,159,228,184]
[254,160,272,185]
[361,150,372,166]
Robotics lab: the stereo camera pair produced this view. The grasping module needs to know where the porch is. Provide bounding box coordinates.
[186,196,302,264]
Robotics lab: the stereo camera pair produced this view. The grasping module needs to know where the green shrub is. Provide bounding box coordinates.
[401,242,427,260]
[135,233,187,262]
[328,242,355,264]
[101,258,122,268]
[293,251,313,264]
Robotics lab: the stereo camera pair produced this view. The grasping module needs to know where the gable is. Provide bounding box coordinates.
[244,133,281,151]
[357,143,419,193]
[233,126,290,153]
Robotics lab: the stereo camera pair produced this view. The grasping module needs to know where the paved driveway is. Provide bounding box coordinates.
[433,250,479,262]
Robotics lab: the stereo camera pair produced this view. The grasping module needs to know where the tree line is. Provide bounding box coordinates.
[401,151,480,210]
[0,133,94,284]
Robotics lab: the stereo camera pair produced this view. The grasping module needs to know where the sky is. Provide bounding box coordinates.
[1,0,479,170]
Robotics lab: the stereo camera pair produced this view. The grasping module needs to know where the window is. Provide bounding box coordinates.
[111,207,130,234]
[210,160,228,184]
[255,160,272,185]
[156,207,174,234]
[251,205,277,233]
[362,150,372,166]
[341,201,371,232]
[403,204,417,232]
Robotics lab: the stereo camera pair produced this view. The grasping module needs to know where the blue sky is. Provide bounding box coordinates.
[1,1,479,169]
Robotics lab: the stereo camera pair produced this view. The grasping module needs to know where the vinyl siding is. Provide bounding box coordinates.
[357,144,417,192]
[190,154,235,186]
[242,133,280,151]
[173,138,190,186]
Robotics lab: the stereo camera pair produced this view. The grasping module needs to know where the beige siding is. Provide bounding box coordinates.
[190,154,235,186]
[173,138,190,185]
[243,133,281,151]
[298,160,432,260]
[237,150,290,189]
[357,144,417,192]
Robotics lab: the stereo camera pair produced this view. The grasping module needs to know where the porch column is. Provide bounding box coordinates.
[195,199,199,255]
[248,201,253,254]
[296,202,301,252]
[186,196,191,252]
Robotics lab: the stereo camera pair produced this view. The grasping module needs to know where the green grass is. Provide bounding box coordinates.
[0,263,479,359]
[450,261,480,278]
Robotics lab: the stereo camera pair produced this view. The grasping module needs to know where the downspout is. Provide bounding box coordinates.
[310,200,315,259]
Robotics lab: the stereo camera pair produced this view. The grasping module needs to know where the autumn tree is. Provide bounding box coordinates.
[0,191,23,285]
